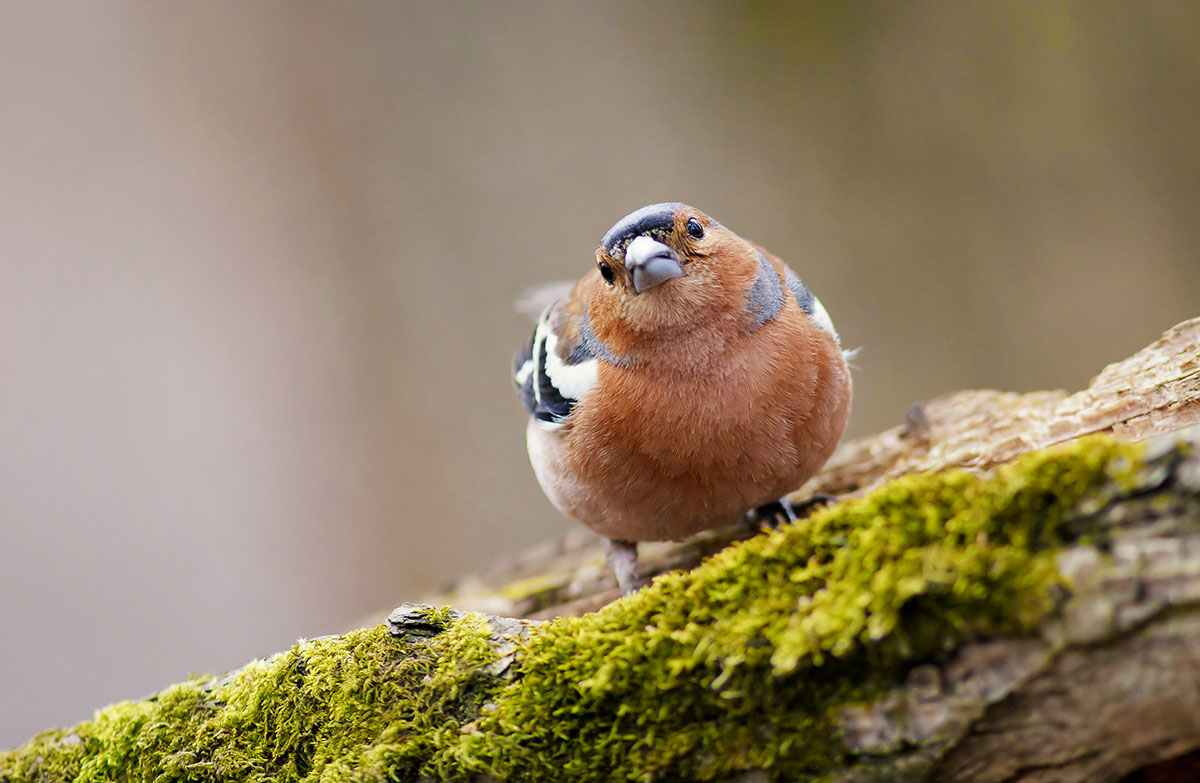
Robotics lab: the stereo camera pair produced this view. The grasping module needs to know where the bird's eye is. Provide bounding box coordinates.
[598,261,615,285]
[686,217,704,239]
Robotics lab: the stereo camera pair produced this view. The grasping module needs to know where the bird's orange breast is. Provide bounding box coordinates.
[526,302,851,542]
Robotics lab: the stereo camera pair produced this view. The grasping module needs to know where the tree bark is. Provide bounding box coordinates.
[376,422,1200,783]
[837,430,1200,783]
[4,318,1200,783]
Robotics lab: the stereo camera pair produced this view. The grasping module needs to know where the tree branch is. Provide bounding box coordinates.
[3,318,1200,783]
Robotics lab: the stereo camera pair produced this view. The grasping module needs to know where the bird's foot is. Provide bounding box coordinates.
[606,538,640,596]
[745,493,838,531]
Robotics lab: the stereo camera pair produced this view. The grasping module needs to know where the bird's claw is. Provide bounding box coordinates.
[746,493,837,530]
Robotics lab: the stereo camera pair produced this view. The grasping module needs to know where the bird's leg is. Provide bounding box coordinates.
[746,493,838,531]
[606,538,640,596]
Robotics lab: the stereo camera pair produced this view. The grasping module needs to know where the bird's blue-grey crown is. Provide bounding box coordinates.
[600,202,691,259]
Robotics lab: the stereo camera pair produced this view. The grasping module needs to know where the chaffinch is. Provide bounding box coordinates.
[514,203,852,594]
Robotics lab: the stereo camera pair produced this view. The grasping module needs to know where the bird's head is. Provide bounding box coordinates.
[591,202,759,334]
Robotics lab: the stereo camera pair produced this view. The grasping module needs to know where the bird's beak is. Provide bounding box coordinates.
[624,235,684,294]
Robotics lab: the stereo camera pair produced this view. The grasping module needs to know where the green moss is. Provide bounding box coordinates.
[0,613,502,783]
[1,437,1146,783]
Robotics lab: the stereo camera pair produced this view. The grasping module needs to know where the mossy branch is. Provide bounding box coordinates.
[3,318,1200,783]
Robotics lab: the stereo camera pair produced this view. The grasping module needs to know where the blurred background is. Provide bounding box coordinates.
[1,0,1197,747]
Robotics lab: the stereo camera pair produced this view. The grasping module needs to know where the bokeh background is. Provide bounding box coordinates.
[2,0,1198,747]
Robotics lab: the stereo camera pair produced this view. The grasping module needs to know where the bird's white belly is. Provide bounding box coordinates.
[525,420,592,526]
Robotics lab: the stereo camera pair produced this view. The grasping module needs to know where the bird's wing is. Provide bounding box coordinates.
[778,260,860,362]
[742,245,837,342]
[755,247,852,360]
[513,278,612,430]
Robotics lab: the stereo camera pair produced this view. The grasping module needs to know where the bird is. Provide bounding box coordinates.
[513,202,852,595]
